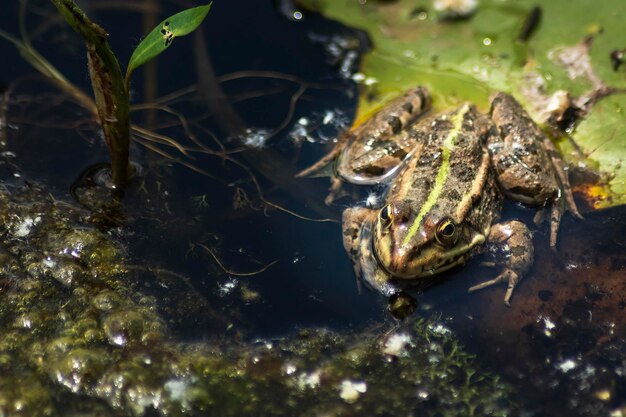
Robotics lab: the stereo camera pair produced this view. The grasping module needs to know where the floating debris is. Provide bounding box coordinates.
[557,358,578,373]
[288,109,350,144]
[382,333,414,357]
[518,6,542,43]
[433,0,478,20]
[241,128,271,149]
[14,215,41,237]
[610,49,625,71]
[309,32,368,79]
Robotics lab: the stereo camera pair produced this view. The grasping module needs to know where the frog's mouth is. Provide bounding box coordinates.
[356,221,397,297]
[374,234,485,280]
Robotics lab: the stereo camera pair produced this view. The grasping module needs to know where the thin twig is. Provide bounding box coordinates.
[197,242,278,277]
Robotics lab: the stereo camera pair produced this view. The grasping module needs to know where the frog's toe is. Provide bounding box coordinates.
[468,269,520,307]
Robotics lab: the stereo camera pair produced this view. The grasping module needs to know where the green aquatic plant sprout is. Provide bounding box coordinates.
[126,4,213,88]
[5,1,211,188]
[50,0,211,188]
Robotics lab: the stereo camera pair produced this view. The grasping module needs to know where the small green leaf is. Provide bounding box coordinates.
[126,3,211,81]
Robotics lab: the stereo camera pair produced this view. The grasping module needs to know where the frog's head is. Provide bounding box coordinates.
[373,200,481,279]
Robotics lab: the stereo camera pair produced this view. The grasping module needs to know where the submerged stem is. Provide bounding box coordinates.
[50,0,132,188]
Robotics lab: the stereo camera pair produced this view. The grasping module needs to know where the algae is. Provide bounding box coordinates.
[0,177,513,416]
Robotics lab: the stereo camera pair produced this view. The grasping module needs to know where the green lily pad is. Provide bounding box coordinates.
[298,0,626,209]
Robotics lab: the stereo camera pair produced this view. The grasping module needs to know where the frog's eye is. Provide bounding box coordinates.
[435,217,458,246]
[379,205,392,228]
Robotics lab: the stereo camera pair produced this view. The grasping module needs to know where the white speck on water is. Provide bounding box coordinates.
[283,363,297,375]
[42,257,56,268]
[15,216,41,237]
[323,111,334,125]
[364,77,378,86]
[417,389,430,400]
[297,117,309,126]
[165,378,191,408]
[17,315,32,329]
[428,354,441,364]
[351,73,366,82]
[428,323,452,335]
[339,380,367,403]
[297,370,321,390]
[217,279,238,296]
[383,333,414,357]
[365,193,380,208]
[433,0,477,17]
[242,128,270,149]
[538,315,556,337]
[557,358,577,373]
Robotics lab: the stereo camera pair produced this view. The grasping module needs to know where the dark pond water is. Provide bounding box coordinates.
[0,1,625,416]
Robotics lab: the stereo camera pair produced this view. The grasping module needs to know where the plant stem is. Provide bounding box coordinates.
[50,0,132,188]
[0,29,97,114]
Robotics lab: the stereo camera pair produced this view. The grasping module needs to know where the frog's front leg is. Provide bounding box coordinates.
[342,207,397,296]
[468,220,533,306]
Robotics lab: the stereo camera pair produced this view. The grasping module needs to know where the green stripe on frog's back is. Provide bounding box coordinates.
[402,104,470,247]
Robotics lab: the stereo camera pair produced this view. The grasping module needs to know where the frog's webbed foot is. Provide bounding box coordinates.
[468,269,520,307]
[468,220,533,306]
[533,198,571,249]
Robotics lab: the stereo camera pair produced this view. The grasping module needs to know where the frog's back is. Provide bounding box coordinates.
[387,104,501,242]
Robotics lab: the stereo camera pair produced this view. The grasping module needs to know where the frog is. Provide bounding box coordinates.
[299,88,581,307]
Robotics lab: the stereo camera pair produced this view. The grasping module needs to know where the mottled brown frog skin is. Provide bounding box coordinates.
[317,90,580,306]
[297,87,432,204]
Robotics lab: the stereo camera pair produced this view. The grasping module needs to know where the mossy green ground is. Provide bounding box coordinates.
[298,0,626,208]
[0,181,511,416]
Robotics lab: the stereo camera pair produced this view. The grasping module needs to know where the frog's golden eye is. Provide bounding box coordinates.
[379,205,392,228]
[435,217,458,246]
